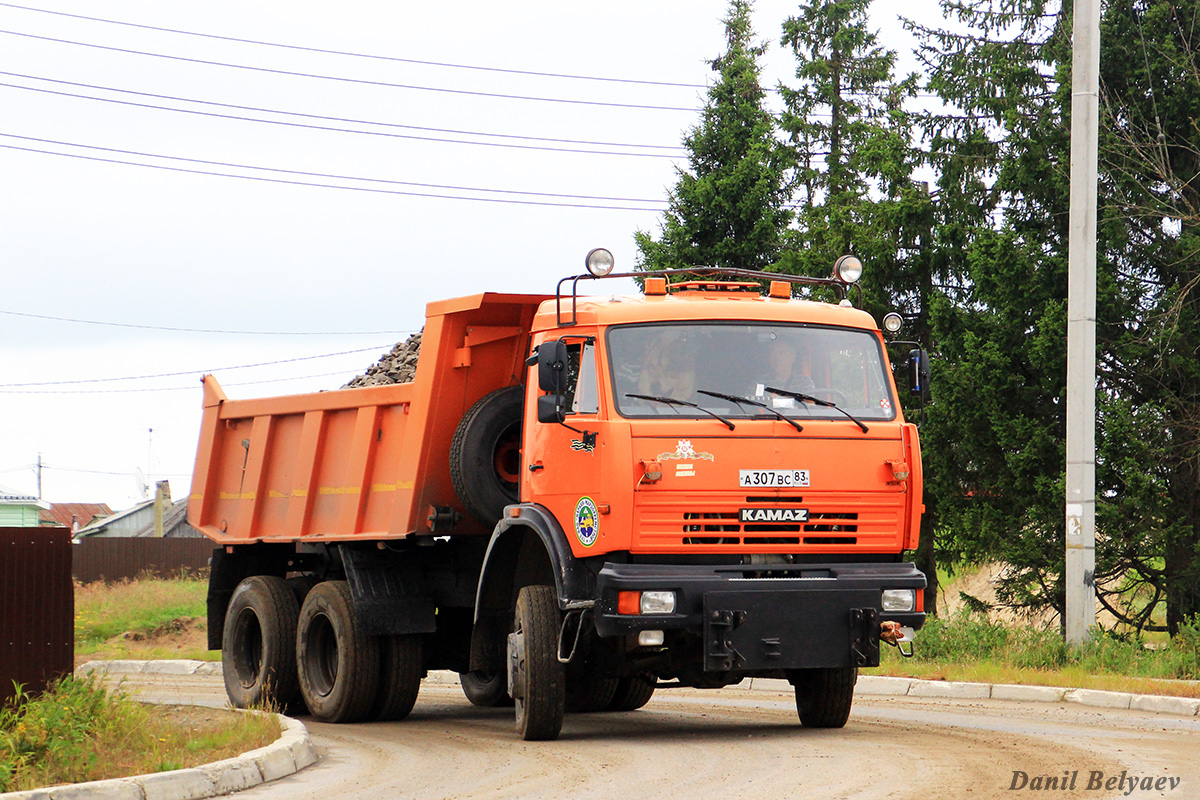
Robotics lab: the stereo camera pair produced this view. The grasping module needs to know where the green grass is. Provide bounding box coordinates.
[74,576,214,661]
[870,612,1200,697]
[0,675,278,793]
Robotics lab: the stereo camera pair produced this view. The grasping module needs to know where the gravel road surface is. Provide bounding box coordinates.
[106,671,1200,800]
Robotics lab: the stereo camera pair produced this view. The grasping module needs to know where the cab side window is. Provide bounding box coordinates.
[564,342,599,414]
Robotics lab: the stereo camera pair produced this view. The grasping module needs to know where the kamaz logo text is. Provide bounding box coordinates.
[739,508,809,523]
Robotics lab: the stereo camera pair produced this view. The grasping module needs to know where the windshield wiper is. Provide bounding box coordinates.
[765,387,869,433]
[696,389,803,433]
[625,393,736,430]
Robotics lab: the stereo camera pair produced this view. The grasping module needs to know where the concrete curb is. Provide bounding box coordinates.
[743,675,1199,716]
[0,663,315,800]
[424,664,1200,717]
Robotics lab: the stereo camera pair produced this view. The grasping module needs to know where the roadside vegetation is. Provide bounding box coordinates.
[75,575,214,663]
[0,674,278,793]
[873,612,1200,698]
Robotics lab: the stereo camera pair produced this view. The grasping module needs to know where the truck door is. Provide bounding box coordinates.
[524,338,609,555]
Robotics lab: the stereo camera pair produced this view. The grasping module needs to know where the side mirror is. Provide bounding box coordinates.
[537,393,566,424]
[908,349,931,399]
[537,340,569,393]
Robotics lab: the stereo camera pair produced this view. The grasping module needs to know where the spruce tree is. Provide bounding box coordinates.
[634,0,791,273]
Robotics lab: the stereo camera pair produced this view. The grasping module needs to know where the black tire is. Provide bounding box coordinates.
[297,581,380,723]
[461,670,513,707]
[607,675,656,712]
[374,634,423,721]
[565,674,619,713]
[450,386,523,524]
[510,585,565,740]
[222,576,300,710]
[791,667,857,728]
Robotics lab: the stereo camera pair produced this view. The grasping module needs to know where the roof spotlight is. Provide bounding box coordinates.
[585,248,615,277]
[883,313,904,334]
[833,255,863,284]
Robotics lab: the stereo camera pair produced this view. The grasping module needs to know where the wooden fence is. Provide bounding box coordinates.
[0,527,73,707]
[72,536,215,584]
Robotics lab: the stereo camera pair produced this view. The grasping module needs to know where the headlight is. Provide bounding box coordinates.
[833,254,863,284]
[641,590,676,615]
[881,588,916,612]
[617,590,677,615]
[585,247,615,277]
[882,312,904,334]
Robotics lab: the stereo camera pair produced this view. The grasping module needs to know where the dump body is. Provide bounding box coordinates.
[188,292,548,544]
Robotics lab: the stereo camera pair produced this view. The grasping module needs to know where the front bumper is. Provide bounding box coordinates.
[593,561,926,671]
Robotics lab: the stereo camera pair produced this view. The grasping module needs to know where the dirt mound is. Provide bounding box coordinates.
[343,331,422,388]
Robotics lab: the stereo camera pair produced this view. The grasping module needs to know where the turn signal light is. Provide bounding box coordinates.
[617,590,677,615]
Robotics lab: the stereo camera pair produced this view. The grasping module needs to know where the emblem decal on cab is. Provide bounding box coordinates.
[657,439,714,462]
[574,496,599,547]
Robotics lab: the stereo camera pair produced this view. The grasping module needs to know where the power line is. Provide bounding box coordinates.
[0,2,708,89]
[0,132,666,203]
[0,140,669,211]
[0,29,700,112]
[0,370,370,395]
[0,345,393,388]
[0,72,687,157]
[0,307,414,336]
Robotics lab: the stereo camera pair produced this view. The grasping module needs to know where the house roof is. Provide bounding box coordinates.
[75,499,154,537]
[41,502,113,530]
[130,499,203,538]
[0,483,50,509]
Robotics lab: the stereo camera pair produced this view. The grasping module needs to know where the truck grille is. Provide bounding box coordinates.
[634,494,903,552]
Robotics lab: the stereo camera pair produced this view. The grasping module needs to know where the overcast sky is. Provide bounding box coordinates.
[0,0,936,510]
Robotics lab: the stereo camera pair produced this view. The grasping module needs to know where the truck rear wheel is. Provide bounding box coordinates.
[222,576,300,710]
[607,675,656,711]
[373,634,423,721]
[450,385,523,524]
[790,667,857,728]
[297,580,380,723]
[509,585,564,740]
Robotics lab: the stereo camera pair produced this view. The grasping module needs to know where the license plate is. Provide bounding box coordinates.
[738,469,809,488]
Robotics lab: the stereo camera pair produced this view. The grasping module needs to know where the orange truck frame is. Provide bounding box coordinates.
[189,252,927,740]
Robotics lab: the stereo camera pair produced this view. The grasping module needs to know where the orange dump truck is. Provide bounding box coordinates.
[188,252,926,740]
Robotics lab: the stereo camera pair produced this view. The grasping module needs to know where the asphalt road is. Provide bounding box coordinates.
[109,672,1200,800]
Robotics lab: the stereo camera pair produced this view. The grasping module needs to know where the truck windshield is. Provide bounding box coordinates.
[608,323,897,422]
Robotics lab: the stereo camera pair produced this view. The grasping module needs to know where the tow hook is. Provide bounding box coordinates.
[880,620,915,658]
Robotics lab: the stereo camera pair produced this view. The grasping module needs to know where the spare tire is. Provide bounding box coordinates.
[450,385,524,524]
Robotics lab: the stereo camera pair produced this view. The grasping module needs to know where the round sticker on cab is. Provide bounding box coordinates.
[574,496,599,547]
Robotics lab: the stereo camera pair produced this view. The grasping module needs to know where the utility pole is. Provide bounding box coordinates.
[36,453,42,499]
[1065,0,1100,645]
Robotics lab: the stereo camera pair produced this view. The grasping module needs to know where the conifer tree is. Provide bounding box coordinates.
[634,0,791,273]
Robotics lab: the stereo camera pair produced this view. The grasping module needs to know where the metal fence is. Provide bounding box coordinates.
[1,527,74,708]
[72,537,215,584]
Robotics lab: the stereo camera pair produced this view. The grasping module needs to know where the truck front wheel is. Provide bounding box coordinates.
[508,585,565,740]
[297,581,380,723]
[789,667,857,728]
[222,576,300,710]
[607,674,656,711]
[461,670,513,707]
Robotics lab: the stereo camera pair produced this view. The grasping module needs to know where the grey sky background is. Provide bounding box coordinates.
[0,0,931,509]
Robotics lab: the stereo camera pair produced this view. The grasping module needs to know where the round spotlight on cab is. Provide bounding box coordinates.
[882,312,904,334]
[832,254,863,284]
[585,248,615,277]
